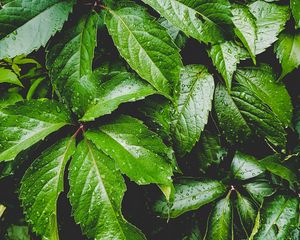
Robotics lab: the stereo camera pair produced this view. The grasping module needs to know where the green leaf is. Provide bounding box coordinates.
[0,68,22,86]
[249,1,289,55]
[244,180,276,204]
[231,151,264,180]
[46,12,99,116]
[19,137,75,239]
[253,195,299,240]
[291,0,300,29]
[81,69,156,122]
[208,41,241,90]
[205,193,232,240]
[0,90,23,109]
[235,64,293,127]
[68,138,146,240]
[0,99,72,162]
[85,115,174,185]
[274,31,300,80]
[260,155,297,189]
[5,225,30,240]
[104,2,182,97]
[154,179,227,218]
[232,4,257,63]
[0,0,74,59]
[236,192,257,237]
[173,65,214,156]
[214,84,286,148]
[141,0,232,44]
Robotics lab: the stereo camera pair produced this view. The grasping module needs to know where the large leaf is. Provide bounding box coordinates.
[249,1,289,55]
[291,0,300,29]
[19,137,75,239]
[46,12,99,116]
[104,2,182,97]
[231,151,264,180]
[141,0,232,44]
[68,138,146,240]
[235,65,293,127]
[208,41,241,90]
[0,99,72,162]
[0,68,22,86]
[214,84,286,148]
[81,69,156,121]
[274,31,300,80]
[253,195,299,240]
[85,115,174,185]
[205,193,232,240]
[243,180,276,204]
[173,65,214,156]
[232,4,257,63]
[154,179,227,218]
[0,0,74,59]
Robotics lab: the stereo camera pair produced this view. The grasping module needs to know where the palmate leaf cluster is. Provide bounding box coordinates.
[0,0,299,239]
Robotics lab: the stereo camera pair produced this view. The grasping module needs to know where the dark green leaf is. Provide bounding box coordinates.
[244,180,276,204]
[0,90,23,109]
[5,225,30,240]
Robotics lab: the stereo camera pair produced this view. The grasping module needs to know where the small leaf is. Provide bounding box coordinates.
[244,180,276,204]
[0,0,75,59]
[0,99,72,162]
[105,2,182,97]
[85,115,174,185]
[0,68,23,86]
[173,65,215,156]
[68,138,146,240]
[235,64,293,127]
[208,41,241,90]
[154,179,227,218]
[249,1,289,55]
[274,31,300,80]
[0,90,23,109]
[253,195,299,239]
[231,151,264,180]
[291,0,300,29]
[5,225,30,240]
[20,137,76,239]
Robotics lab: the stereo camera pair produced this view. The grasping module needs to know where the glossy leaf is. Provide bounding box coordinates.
[0,68,22,86]
[0,0,75,59]
[105,2,182,97]
[275,31,300,80]
[81,70,156,121]
[253,195,299,240]
[235,64,293,127]
[244,180,276,204]
[68,138,146,240]
[85,115,174,185]
[46,12,99,116]
[154,179,227,218]
[20,137,76,239]
[173,65,214,156]
[0,99,72,162]
[291,0,300,29]
[249,1,289,55]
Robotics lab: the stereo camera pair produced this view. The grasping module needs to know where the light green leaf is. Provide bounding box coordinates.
[275,31,300,80]
[231,151,264,180]
[0,99,72,162]
[104,2,182,97]
[85,115,174,185]
[20,137,76,239]
[46,12,99,116]
[5,225,30,240]
[154,179,227,218]
[0,68,22,86]
[236,192,257,237]
[249,1,289,55]
[205,193,232,240]
[0,0,74,59]
[81,69,156,122]
[244,180,276,204]
[253,195,299,240]
[232,4,257,63]
[235,64,293,127]
[214,84,286,149]
[291,0,300,29]
[68,138,146,240]
[141,0,232,44]
[173,65,214,156]
[208,41,241,90]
